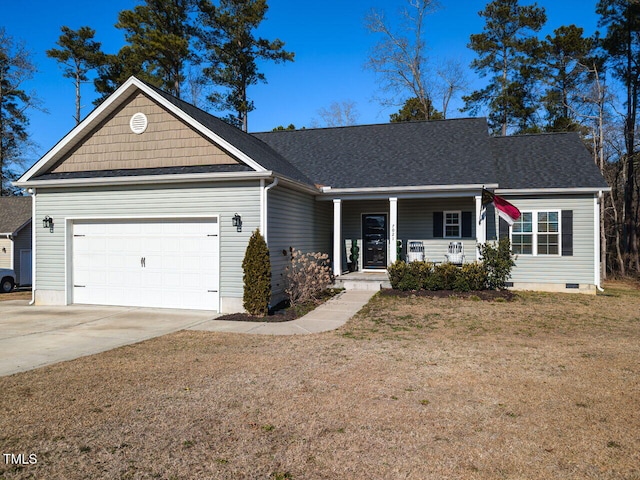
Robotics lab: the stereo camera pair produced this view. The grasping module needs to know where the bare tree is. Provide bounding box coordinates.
[365,0,440,120]
[316,101,360,127]
[435,58,468,119]
[580,64,610,281]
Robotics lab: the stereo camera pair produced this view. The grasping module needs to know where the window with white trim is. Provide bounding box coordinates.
[511,210,560,255]
[444,211,461,238]
[512,212,533,254]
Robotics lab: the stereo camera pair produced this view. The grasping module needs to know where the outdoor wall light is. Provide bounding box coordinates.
[232,213,242,232]
[43,215,54,233]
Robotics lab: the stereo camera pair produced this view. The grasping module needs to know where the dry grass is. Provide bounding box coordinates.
[1,282,639,479]
[0,290,31,302]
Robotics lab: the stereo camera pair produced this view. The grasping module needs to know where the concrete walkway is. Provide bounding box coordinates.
[190,289,377,335]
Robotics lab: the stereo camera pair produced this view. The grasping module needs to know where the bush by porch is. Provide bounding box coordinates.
[388,238,515,292]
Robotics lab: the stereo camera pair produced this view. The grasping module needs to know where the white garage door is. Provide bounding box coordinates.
[72,218,219,310]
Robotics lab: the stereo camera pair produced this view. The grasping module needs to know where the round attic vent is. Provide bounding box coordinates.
[130,112,148,134]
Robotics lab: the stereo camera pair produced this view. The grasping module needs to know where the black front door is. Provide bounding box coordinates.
[362,214,387,268]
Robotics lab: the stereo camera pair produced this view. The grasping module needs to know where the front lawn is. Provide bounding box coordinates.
[1,282,639,479]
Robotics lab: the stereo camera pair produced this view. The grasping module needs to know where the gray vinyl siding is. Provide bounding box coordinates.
[397,197,477,262]
[14,222,32,285]
[267,186,331,299]
[340,197,478,265]
[499,194,596,285]
[34,181,261,298]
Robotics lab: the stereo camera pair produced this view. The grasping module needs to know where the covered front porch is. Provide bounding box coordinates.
[323,186,496,277]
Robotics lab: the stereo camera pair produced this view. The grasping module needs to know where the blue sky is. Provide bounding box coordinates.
[4,0,600,167]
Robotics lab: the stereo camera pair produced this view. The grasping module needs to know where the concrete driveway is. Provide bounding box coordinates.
[0,301,218,377]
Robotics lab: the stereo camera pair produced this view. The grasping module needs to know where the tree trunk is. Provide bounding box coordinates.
[612,191,626,276]
[75,74,81,125]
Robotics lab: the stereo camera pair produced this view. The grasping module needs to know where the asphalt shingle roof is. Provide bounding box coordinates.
[0,196,31,234]
[29,78,609,193]
[253,118,497,189]
[491,133,609,190]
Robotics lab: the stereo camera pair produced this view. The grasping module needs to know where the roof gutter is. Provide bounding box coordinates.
[14,170,321,197]
[14,171,277,189]
[496,187,611,195]
[318,183,499,199]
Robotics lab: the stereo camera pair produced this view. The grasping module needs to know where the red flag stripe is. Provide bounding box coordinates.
[492,194,521,223]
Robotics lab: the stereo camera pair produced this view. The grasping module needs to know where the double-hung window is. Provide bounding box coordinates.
[537,211,559,254]
[512,212,533,254]
[511,211,560,255]
[444,211,461,238]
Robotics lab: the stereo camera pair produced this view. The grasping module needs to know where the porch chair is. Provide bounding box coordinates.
[444,241,464,265]
[407,240,425,263]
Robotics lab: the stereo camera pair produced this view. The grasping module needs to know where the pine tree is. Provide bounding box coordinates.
[198,0,294,131]
[390,97,443,122]
[46,26,106,124]
[539,25,598,133]
[0,28,39,196]
[463,0,546,135]
[95,0,196,101]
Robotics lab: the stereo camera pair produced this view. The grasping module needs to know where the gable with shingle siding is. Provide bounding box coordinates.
[48,92,240,174]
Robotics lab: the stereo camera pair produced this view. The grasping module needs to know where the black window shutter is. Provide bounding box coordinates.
[461,211,472,238]
[562,210,573,256]
[499,218,509,240]
[433,212,443,238]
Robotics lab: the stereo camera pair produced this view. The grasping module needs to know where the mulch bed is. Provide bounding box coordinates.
[216,289,343,323]
[379,288,517,301]
[215,308,299,323]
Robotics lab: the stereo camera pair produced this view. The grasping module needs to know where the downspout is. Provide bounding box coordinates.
[28,188,36,305]
[596,191,604,292]
[9,233,14,272]
[262,178,279,244]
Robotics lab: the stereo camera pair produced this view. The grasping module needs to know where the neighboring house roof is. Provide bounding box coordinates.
[253,118,498,189]
[0,196,31,235]
[491,133,610,191]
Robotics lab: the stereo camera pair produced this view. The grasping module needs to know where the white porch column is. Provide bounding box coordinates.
[333,198,342,277]
[475,195,486,260]
[389,197,398,264]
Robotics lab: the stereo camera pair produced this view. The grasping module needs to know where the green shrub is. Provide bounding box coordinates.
[388,260,434,291]
[432,262,460,290]
[388,260,410,290]
[409,261,433,290]
[454,262,488,291]
[242,229,271,316]
[389,255,500,293]
[478,238,516,290]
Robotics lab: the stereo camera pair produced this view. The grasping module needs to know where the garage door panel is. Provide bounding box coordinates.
[72,219,219,311]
